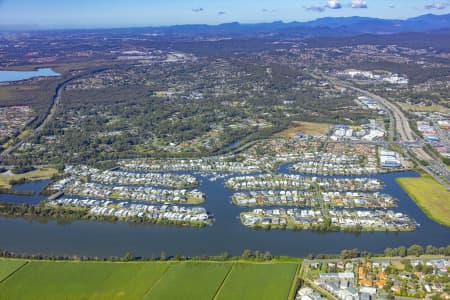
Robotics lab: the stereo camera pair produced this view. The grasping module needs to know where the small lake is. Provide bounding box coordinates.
[0,168,448,258]
[0,68,60,83]
[0,180,51,206]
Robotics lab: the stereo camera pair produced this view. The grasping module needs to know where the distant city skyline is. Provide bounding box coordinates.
[0,0,449,29]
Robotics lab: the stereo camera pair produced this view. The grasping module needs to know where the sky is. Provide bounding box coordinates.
[0,0,449,28]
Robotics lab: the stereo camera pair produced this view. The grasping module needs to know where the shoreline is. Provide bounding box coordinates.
[396,175,450,227]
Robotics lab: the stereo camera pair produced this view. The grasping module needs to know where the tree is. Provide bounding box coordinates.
[384,247,395,257]
[426,245,438,255]
[445,245,450,256]
[407,244,424,257]
[398,246,407,257]
[241,249,252,259]
[421,264,433,274]
[401,259,412,272]
[123,251,135,261]
[263,251,272,261]
[220,252,230,260]
[340,248,359,259]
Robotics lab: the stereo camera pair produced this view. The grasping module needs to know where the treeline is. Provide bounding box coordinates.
[0,189,33,196]
[0,245,448,263]
[251,222,412,233]
[0,203,92,221]
[307,244,450,260]
[383,244,450,257]
[0,202,207,228]
[0,249,276,263]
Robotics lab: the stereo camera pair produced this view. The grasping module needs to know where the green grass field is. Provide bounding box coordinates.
[274,121,331,137]
[0,260,300,300]
[215,263,298,300]
[397,174,450,227]
[0,260,26,282]
[396,102,450,114]
[145,262,232,300]
[0,261,169,300]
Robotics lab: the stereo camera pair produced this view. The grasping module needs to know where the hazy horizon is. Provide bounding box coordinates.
[0,0,449,30]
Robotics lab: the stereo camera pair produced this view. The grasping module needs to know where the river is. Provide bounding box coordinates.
[0,167,448,258]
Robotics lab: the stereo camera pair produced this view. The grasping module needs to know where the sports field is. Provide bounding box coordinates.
[397,174,450,227]
[0,259,300,300]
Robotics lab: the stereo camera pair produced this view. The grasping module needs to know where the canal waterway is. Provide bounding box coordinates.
[0,166,448,258]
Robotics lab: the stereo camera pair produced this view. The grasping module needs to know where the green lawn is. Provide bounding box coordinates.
[145,262,232,300]
[0,261,168,300]
[397,174,450,227]
[215,263,298,300]
[0,260,26,282]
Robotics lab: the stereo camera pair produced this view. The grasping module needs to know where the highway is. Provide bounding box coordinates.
[320,74,414,142]
[317,72,450,189]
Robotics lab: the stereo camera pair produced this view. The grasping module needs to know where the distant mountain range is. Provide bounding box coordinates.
[1,13,449,38]
[150,13,450,37]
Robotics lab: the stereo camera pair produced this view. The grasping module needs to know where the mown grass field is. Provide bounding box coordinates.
[145,262,232,300]
[274,121,331,137]
[0,260,299,300]
[0,168,57,189]
[0,260,26,282]
[396,102,450,114]
[215,263,298,300]
[0,261,169,300]
[397,174,450,227]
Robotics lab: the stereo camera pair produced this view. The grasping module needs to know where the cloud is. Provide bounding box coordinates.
[303,0,370,12]
[218,11,226,15]
[304,5,326,12]
[192,8,204,13]
[424,2,450,9]
[326,0,342,9]
[261,8,277,13]
[350,0,368,8]
[389,3,395,8]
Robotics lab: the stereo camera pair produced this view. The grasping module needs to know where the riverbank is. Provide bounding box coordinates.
[0,168,57,190]
[397,174,450,227]
[240,209,417,232]
[0,201,212,228]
